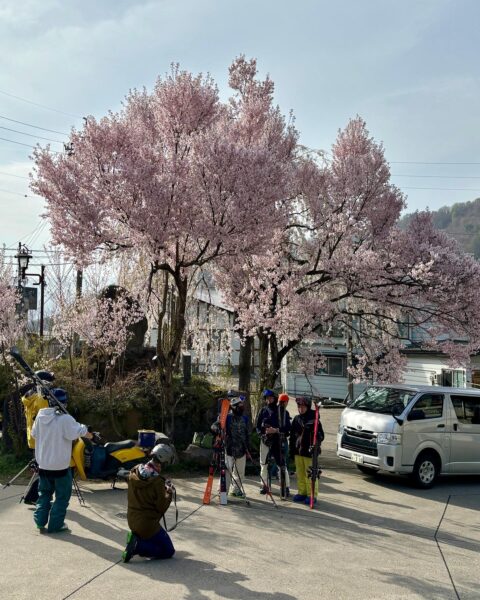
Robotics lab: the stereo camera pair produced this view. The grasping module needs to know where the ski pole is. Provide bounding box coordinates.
[226,458,250,507]
[246,451,277,508]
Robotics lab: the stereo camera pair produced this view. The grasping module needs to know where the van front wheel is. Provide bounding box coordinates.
[411,452,439,489]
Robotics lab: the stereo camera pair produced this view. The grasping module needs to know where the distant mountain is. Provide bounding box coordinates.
[399,197,480,258]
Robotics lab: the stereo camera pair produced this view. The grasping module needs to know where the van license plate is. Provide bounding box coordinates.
[351,453,364,464]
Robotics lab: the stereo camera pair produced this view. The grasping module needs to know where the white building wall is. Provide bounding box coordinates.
[403,356,450,386]
[286,353,468,401]
[286,372,365,401]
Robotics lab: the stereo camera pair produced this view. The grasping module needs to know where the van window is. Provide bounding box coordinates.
[412,394,444,419]
[451,395,480,425]
[349,387,416,414]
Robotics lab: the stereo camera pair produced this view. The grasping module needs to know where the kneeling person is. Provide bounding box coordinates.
[123,443,176,563]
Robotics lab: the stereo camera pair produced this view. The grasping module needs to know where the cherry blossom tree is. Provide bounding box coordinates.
[218,117,480,393]
[51,284,144,378]
[31,57,297,419]
[0,251,23,354]
[0,252,26,449]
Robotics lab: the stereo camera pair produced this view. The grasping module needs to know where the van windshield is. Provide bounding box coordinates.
[349,387,417,414]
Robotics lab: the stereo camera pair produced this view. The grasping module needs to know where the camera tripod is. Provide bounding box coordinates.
[2,459,85,506]
[2,458,39,503]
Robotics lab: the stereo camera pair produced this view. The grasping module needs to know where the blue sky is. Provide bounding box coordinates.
[1,0,479,251]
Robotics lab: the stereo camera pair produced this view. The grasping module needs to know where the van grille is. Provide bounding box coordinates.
[341,427,378,457]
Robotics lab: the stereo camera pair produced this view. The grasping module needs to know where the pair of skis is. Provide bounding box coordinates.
[307,401,322,509]
[277,402,288,501]
[203,398,230,505]
[9,346,69,415]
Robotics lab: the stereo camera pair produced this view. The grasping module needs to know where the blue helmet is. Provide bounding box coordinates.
[35,370,55,383]
[262,389,276,399]
[51,388,68,404]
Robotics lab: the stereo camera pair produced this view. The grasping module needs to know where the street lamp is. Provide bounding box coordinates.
[15,242,46,338]
[15,244,32,281]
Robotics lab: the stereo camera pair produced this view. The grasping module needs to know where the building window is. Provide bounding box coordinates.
[442,370,465,387]
[315,356,346,377]
[398,316,411,340]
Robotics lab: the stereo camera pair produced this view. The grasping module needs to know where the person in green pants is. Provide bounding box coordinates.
[31,388,92,533]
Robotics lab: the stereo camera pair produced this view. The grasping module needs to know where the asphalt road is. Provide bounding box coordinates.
[1,407,479,600]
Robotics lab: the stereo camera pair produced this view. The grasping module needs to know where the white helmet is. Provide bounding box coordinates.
[230,396,244,408]
[151,443,175,465]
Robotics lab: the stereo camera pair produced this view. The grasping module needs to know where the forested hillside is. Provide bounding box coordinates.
[399,197,480,258]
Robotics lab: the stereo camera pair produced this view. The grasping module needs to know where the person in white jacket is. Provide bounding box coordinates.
[31,388,92,533]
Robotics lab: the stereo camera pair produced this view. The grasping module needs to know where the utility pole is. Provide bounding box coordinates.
[39,265,45,338]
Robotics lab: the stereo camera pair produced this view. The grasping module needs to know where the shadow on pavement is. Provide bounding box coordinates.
[128,550,297,600]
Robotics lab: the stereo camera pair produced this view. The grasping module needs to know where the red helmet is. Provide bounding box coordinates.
[278,393,289,404]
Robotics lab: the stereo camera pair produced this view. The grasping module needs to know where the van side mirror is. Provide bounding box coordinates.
[408,409,425,421]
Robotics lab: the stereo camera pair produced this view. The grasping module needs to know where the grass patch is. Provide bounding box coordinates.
[0,451,32,484]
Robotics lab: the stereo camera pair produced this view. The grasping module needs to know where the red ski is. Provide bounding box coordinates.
[308,401,322,509]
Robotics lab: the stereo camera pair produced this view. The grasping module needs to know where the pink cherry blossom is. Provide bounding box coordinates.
[217,117,480,386]
[0,251,23,351]
[31,57,298,415]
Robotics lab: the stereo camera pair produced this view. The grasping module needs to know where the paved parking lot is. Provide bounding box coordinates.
[1,407,479,600]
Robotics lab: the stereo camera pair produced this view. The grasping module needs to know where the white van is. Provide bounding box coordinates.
[336,384,480,488]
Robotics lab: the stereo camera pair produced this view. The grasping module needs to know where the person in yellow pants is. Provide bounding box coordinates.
[289,397,324,505]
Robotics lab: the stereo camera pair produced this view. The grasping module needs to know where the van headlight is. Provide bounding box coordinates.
[377,433,402,445]
[338,424,344,434]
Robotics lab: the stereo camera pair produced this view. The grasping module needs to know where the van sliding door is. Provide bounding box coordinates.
[449,395,480,474]
[402,394,445,467]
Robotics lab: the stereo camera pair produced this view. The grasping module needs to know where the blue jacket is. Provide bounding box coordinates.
[256,403,291,441]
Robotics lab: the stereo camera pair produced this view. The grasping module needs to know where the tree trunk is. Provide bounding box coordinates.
[73,269,83,357]
[258,330,269,392]
[154,273,188,441]
[346,326,354,402]
[238,334,253,416]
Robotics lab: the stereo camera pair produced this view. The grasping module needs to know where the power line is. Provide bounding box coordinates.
[0,136,37,149]
[5,221,46,249]
[3,247,64,253]
[28,221,49,248]
[0,171,29,180]
[0,88,82,119]
[393,174,480,180]
[0,135,61,153]
[402,186,480,192]
[391,161,480,166]
[0,114,68,136]
[28,262,76,267]
[0,187,39,198]
[0,125,64,144]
